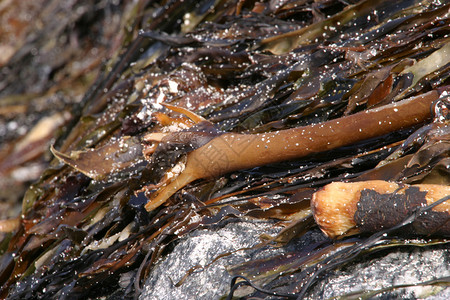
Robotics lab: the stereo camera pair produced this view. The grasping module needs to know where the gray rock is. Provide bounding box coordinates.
[140,219,285,300]
[307,245,450,299]
[140,219,449,299]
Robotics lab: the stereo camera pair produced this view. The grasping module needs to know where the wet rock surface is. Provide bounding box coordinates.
[309,245,450,299]
[140,219,449,299]
[140,220,284,299]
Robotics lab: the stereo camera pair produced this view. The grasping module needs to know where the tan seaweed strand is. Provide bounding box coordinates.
[145,90,439,211]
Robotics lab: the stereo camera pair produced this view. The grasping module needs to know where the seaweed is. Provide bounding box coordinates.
[1,0,449,299]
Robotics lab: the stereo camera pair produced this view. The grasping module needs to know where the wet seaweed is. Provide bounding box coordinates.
[1,0,449,299]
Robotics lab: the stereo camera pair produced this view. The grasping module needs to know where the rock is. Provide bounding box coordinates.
[308,244,449,299]
[140,219,285,299]
[141,219,449,299]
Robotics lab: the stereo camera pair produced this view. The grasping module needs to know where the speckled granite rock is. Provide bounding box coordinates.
[140,219,449,300]
[139,220,285,299]
[308,245,450,299]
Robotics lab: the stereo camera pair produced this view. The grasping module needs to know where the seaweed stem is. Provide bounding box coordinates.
[145,90,439,211]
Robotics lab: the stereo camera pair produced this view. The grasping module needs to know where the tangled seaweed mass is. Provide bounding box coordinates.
[0,0,449,299]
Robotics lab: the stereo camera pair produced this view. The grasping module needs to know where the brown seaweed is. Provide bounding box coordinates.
[1,0,450,299]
